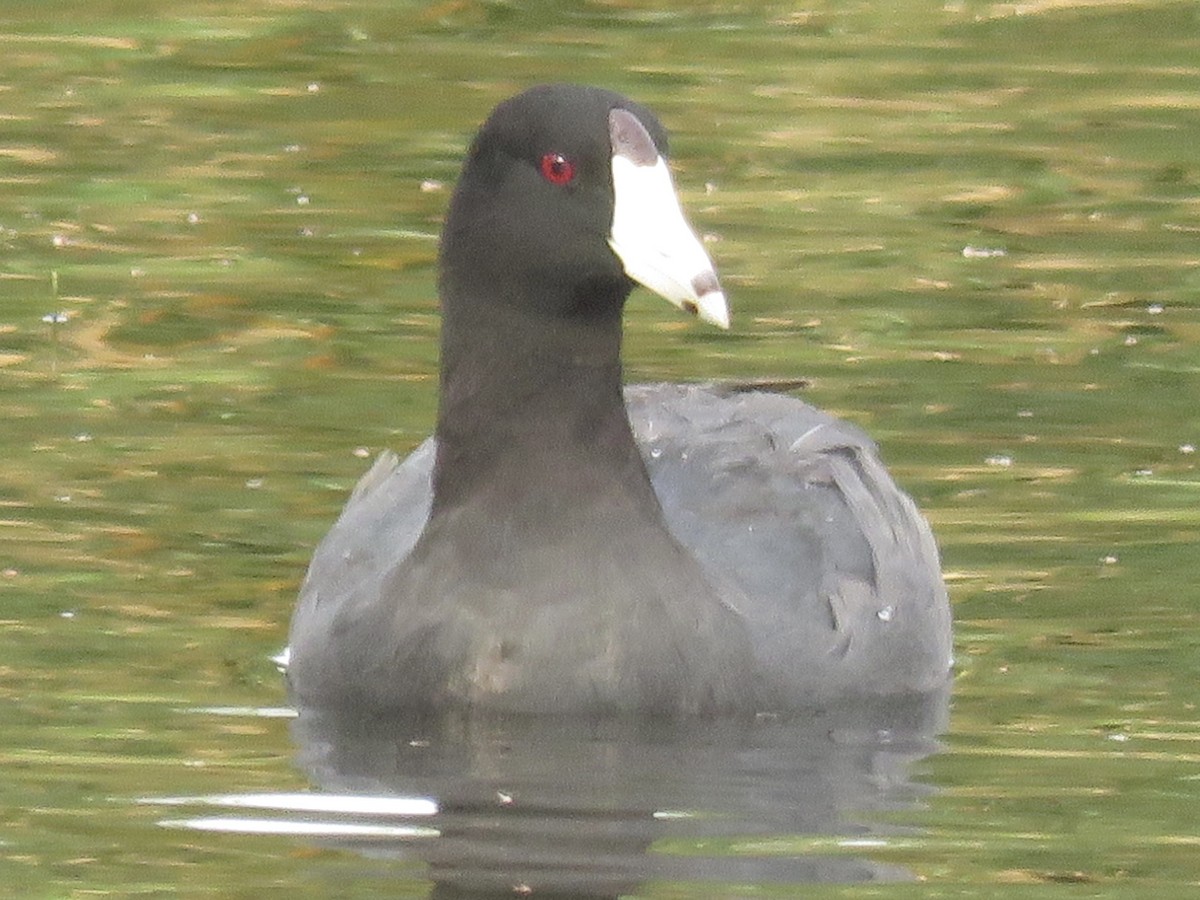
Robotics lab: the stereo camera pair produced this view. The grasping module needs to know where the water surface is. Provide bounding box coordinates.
[2,1,1198,896]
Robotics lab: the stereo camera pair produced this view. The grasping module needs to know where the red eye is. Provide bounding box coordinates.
[539,152,576,186]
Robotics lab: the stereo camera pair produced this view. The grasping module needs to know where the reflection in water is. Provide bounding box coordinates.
[147,791,438,838]
[286,690,949,897]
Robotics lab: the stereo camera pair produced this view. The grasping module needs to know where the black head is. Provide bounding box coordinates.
[438,84,726,331]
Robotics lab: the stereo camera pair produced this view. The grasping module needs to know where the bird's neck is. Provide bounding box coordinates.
[431,285,662,530]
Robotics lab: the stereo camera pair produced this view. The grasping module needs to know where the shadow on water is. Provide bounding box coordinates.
[279,690,949,898]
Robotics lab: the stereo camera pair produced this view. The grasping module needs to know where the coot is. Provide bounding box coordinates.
[286,84,952,715]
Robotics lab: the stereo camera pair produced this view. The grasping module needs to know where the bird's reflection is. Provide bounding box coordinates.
[290,687,948,898]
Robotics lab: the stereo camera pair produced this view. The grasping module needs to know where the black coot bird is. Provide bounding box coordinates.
[287,84,952,715]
